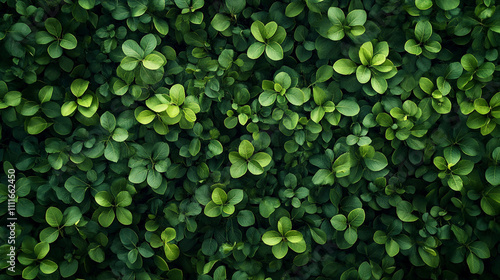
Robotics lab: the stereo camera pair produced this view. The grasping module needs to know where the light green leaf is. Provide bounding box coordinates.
[327,7,345,25]
[396,201,418,222]
[60,33,77,49]
[356,65,371,84]
[122,39,144,59]
[336,99,360,117]
[286,88,305,106]
[266,42,284,61]
[250,20,266,42]
[415,21,432,42]
[262,230,282,246]
[272,242,288,259]
[333,59,357,75]
[330,214,347,231]
[239,140,254,159]
[247,42,265,59]
[27,117,51,135]
[346,10,367,26]
[461,54,478,72]
[348,208,365,227]
[45,207,63,227]
[143,53,165,70]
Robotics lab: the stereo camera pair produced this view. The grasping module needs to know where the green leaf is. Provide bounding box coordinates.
[136,109,156,124]
[211,13,231,32]
[170,84,185,105]
[310,228,327,245]
[278,216,292,234]
[247,42,265,59]
[239,140,254,159]
[272,242,288,259]
[59,260,78,277]
[424,41,441,53]
[371,76,387,94]
[266,42,284,61]
[100,111,116,133]
[129,166,148,184]
[60,33,77,49]
[140,34,157,55]
[415,21,432,42]
[415,0,433,10]
[79,0,96,9]
[448,174,463,191]
[348,208,365,227]
[36,31,55,44]
[27,117,51,135]
[418,246,439,268]
[285,230,303,243]
[116,207,133,225]
[436,0,459,10]
[40,260,58,274]
[486,166,500,186]
[95,191,113,207]
[251,20,266,42]
[47,41,63,58]
[356,65,371,84]
[248,159,263,175]
[405,39,422,55]
[451,160,474,175]
[328,7,345,25]
[461,54,478,72]
[333,59,357,75]
[45,207,63,227]
[45,18,62,37]
[35,242,50,259]
[316,65,334,83]
[396,201,418,222]
[226,0,245,14]
[262,230,282,246]
[212,188,227,205]
[467,252,481,274]
[469,241,490,259]
[39,86,53,104]
[359,41,373,65]
[40,227,59,243]
[344,227,358,244]
[346,10,367,26]
[71,79,89,97]
[330,214,347,231]
[204,201,222,217]
[122,39,144,59]
[88,244,105,263]
[285,1,305,17]
[252,152,272,168]
[336,99,360,116]
[358,262,372,280]
[264,22,278,39]
[286,88,305,106]
[98,208,115,227]
[386,239,400,257]
[164,243,180,261]
[22,266,39,279]
[364,152,388,171]
[116,191,132,207]
[143,53,165,70]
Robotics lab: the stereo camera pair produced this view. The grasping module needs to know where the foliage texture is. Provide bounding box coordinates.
[1,0,500,279]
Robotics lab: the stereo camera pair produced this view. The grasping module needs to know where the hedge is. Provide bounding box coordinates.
[1,0,500,279]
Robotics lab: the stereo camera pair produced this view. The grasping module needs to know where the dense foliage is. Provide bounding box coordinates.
[1,0,500,279]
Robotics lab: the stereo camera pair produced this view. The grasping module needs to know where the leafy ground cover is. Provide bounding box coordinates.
[1,0,500,279]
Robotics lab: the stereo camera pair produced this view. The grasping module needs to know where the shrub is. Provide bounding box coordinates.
[1,0,500,279]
